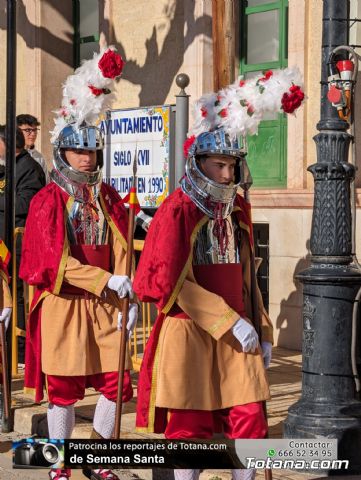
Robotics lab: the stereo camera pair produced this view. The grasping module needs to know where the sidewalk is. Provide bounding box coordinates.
[0,348,353,480]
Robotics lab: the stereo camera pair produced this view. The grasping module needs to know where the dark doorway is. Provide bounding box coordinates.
[253,223,269,312]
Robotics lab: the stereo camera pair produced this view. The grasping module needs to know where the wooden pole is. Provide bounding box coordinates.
[113,153,137,439]
[212,0,236,91]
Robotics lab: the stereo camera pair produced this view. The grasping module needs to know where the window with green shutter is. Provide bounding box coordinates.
[240,0,289,188]
[73,0,100,68]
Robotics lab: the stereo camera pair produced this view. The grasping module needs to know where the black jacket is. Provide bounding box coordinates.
[0,149,46,238]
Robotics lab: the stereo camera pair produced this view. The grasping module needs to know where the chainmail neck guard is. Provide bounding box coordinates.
[180,154,240,219]
[50,150,102,203]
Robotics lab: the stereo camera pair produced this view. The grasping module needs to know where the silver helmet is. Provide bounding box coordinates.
[180,128,252,219]
[54,123,104,151]
[50,124,104,201]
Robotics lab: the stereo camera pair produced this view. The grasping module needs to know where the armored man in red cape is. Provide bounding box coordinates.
[134,129,274,480]
[20,48,137,480]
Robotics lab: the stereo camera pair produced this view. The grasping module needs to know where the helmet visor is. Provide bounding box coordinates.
[56,125,104,150]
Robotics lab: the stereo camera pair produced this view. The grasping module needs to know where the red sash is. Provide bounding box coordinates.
[60,244,111,295]
[169,263,245,317]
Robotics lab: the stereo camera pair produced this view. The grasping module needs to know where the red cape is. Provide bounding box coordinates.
[134,188,253,432]
[20,181,128,402]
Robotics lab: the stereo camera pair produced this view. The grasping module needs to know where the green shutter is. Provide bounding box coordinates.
[240,0,288,188]
[73,0,100,69]
[247,115,287,187]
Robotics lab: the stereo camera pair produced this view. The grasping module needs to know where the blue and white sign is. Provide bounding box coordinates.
[100,106,171,207]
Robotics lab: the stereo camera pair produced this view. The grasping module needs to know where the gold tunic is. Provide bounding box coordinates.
[41,231,132,376]
[155,221,273,411]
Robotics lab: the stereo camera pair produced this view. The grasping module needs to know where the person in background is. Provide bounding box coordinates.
[0,125,46,364]
[17,114,50,184]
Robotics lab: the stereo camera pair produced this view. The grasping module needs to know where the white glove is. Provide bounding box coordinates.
[0,307,12,331]
[261,341,272,369]
[107,275,133,299]
[117,303,139,337]
[231,317,259,353]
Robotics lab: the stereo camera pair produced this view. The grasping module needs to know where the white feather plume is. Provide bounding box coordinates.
[189,66,304,140]
[51,45,123,143]
[190,92,219,137]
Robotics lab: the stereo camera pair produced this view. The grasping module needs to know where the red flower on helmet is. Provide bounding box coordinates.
[240,99,255,116]
[201,107,208,118]
[89,85,104,96]
[259,70,273,82]
[247,103,255,116]
[98,49,124,79]
[219,108,228,118]
[88,85,112,96]
[215,94,223,107]
[281,84,305,114]
[183,135,196,158]
[239,80,246,87]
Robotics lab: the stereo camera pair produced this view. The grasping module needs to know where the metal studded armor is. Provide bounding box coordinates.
[180,128,252,219]
[50,124,107,245]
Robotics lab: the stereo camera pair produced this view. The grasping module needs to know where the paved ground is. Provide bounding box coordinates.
[0,348,359,480]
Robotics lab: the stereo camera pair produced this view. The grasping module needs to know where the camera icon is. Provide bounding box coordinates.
[14,439,63,468]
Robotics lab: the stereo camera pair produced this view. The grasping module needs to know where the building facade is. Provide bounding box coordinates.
[0,0,360,349]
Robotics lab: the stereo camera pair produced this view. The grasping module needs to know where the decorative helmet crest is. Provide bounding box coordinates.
[181,66,305,218]
[50,46,124,192]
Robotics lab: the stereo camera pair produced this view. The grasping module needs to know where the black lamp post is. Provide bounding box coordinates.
[283,0,361,473]
[2,0,17,432]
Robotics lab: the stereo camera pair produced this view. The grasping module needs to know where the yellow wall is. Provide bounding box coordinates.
[107,0,212,109]
[0,1,73,164]
[0,0,212,162]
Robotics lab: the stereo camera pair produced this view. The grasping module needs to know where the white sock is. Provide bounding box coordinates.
[47,404,75,439]
[93,394,116,439]
[232,469,256,480]
[174,470,200,480]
